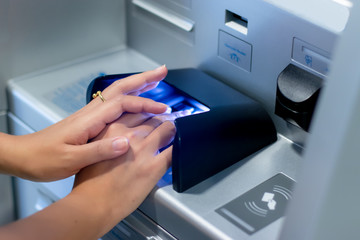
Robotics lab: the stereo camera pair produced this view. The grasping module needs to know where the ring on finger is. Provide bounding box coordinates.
[92,91,106,102]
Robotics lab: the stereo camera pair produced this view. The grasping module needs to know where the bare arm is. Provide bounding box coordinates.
[0,110,184,239]
[0,190,111,240]
[0,65,186,239]
[0,65,168,181]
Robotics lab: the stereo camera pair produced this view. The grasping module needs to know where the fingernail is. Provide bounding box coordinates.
[181,109,193,117]
[165,105,172,113]
[184,109,194,115]
[159,103,171,113]
[155,64,166,71]
[112,137,129,152]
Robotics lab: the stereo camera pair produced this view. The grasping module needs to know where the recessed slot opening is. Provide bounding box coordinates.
[225,10,248,35]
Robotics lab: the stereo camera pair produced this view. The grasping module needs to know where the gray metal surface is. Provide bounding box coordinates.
[126,0,345,145]
[0,174,15,225]
[140,136,302,239]
[5,0,352,239]
[102,210,176,240]
[280,3,360,239]
[7,48,159,131]
[8,48,302,239]
[123,2,345,237]
[0,112,6,132]
[0,0,126,110]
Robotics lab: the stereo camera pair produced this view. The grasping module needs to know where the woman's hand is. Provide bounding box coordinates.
[0,65,169,181]
[0,110,188,240]
[70,110,188,238]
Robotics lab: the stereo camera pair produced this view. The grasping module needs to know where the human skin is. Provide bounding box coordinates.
[0,110,181,240]
[0,65,169,181]
[0,65,179,239]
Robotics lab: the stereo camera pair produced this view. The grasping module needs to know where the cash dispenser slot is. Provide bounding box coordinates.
[87,68,277,192]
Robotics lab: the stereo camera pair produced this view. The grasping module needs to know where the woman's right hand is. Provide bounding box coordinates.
[0,65,170,182]
[71,110,189,238]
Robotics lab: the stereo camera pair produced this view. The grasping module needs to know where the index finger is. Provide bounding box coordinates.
[81,95,169,139]
[102,65,168,99]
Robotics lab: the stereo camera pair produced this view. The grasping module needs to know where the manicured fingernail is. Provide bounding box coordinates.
[165,105,172,113]
[175,109,193,118]
[155,64,166,71]
[112,137,129,152]
[183,109,193,115]
[158,103,171,113]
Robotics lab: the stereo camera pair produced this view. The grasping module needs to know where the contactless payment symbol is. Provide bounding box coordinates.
[216,173,295,235]
[262,192,276,210]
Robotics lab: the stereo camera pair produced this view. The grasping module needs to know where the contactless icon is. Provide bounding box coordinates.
[216,173,295,235]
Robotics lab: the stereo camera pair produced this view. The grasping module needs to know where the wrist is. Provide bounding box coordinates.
[0,133,37,179]
[0,133,20,175]
[69,185,122,236]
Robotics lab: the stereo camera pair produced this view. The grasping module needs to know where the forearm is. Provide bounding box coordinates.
[0,191,118,240]
[0,132,23,176]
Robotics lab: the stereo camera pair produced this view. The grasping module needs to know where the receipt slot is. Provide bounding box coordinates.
[87,68,277,192]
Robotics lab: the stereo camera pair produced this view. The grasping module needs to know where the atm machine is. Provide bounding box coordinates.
[1,0,358,239]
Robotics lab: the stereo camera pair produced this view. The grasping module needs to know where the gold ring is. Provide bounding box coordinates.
[92,91,106,102]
